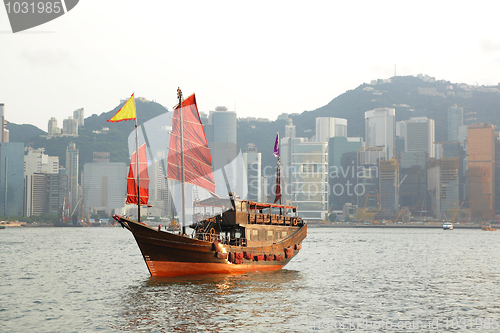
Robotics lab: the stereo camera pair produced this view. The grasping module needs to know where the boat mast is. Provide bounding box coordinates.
[134,97,141,223]
[177,88,186,235]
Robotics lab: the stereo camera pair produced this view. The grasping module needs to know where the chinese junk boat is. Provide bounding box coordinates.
[112,89,306,277]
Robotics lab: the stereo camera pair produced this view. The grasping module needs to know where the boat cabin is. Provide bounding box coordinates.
[193,198,304,247]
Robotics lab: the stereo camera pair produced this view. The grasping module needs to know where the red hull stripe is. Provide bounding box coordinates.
[146,260,284,277]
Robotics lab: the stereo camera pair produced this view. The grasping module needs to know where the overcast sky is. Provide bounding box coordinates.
[1,0,499,131]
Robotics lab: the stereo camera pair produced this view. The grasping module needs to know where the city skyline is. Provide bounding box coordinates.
[1,1,500,130]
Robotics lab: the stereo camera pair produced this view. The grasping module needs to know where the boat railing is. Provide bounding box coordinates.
[246,213,301,226]
[196,232,220,243]
[196,233,247,247]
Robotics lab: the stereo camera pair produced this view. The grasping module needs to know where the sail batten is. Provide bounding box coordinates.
[126,143,149,205]
[167,93,216,193]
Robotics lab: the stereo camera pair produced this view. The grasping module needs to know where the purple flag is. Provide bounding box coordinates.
[273,132,280,157]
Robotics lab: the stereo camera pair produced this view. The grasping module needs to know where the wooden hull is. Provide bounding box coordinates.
[116,216,307,277]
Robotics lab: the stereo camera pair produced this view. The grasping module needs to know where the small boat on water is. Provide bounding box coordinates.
[443,222,453,230]
[0,225,5,229]
[481,223,497,231]
[111,89,306,277]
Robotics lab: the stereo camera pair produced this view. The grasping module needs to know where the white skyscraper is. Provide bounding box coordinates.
[73,108,84,127]
[315,117,347,142]
[365,108,395,159]
[24,147,60,216]
[405,117,435,158]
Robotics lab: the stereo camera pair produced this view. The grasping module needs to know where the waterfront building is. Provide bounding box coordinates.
[83,162,127,216]
[281,134,328,222]
[427,158,459,220]
[365,108,395,159]
[66,142,79,214]
[328,136,363,210]
[0,142,24,216]
[315,117,347,142]
[405,117,435,158]
[468,124,495,220]
[379,158,399,216]
[447,105,463,142]
[357,146,384,211]
[24,148,59,216]
[399,152,428,217]
[243,143,262,202]
[205,106,239,193]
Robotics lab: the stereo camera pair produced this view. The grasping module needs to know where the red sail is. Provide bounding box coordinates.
[167,93,216,193]
[127,143,149,205]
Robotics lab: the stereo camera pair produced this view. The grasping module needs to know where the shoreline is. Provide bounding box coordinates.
[308,222,484,229]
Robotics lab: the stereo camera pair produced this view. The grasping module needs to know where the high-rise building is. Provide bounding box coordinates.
[365,108,395,159]
[0,142,24,216]
[405,117,435,158]
[427,157,459,220]
[315,117,347,142]
[243,143,262,202]
[448,105,463,142]
[356,146,382,213]
[328,136,363,210]
[396,120,406,138]
[83,162,127,216]
[206,106,238,193]
[379,158,399,215]
[63,117,78,136]
[66,142,79,214]
[24,148,59,216]
[48,117,60,137]
[399,152,428,216]
[73,108,84,127]
[281,136,328,221]
[285,118,296,138]
[208,106,236,144]
[468,124,495,220]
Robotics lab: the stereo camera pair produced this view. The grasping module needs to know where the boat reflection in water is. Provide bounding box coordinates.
[113,270,303,332]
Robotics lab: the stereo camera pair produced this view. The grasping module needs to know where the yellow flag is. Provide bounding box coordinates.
[108,94,136,122]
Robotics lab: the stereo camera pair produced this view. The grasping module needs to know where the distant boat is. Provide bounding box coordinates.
[112,90,306,277]
[481,223,497,231]
[0,225,5,229]
[443,222,453,230]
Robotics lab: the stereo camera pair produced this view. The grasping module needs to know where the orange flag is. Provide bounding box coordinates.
[107,94,136,122]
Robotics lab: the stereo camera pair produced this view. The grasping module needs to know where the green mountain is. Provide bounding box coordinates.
[240,75,500,169]
[7,75,500,173]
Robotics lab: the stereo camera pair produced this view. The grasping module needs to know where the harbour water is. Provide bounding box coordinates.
[1,226,499,332]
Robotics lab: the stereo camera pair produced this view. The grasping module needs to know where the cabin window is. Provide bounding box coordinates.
[259,230,266,241]
[282,231,288,238]
[251,229,259,241]
[267,230,273,241]
[275,231,281,240]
